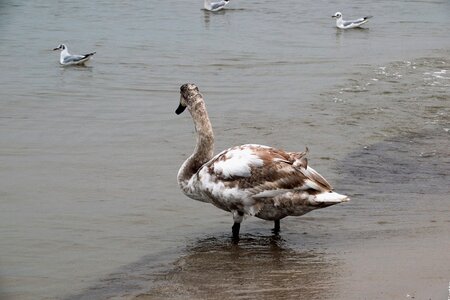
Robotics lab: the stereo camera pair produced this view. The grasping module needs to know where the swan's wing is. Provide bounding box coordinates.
[202,144,332,197]
[194,144,348,216]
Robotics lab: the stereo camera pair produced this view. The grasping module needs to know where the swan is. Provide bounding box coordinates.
[204,0,230,12]
[176,83,349,240]
[332,12,372,29]
[53,44,96,66]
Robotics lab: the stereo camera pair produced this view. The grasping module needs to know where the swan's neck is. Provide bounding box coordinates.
[178,97,214,185]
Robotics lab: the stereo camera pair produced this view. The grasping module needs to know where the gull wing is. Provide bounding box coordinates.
[62,52,95,64]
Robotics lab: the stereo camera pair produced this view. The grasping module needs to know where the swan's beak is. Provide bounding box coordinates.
[175,103,186,115]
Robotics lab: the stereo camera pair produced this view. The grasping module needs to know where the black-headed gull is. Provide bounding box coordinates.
[204,0,230,12]
[53,44,96,66]
[332,12,372,29]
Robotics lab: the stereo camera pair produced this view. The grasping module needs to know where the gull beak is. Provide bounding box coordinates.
[331,15,336,18]
[53,47,59,51]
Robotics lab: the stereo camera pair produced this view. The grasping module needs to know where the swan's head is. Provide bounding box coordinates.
[53,44,66,51]
[176,83,201,115]
[332,12,342,19]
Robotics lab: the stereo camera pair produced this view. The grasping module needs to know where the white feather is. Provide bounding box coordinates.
[213,148,263,178]
[314,191,349,203]
[302,179,322,191]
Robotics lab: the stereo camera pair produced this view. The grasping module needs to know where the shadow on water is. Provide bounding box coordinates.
[135,234,341,300]
[66,234,341,300]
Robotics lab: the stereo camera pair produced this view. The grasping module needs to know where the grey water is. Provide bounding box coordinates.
[0,0,449,299]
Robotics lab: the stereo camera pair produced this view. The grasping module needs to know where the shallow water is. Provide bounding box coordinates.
[1,0,449,299]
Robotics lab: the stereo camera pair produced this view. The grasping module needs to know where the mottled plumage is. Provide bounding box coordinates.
[176,83,349,240]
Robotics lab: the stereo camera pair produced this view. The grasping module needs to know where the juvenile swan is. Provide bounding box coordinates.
[176,84,349,240]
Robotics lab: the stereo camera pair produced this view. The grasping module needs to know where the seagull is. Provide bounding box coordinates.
[332,12,373,29]
[204,0,230,12]
[53,44,96,66]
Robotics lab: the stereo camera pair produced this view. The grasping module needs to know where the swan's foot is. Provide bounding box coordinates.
[273,219,280,234]
[232,222,240,242]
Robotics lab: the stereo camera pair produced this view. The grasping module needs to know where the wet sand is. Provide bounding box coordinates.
[133,232,450,300]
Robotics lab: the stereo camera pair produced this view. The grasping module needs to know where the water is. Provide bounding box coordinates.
[1,0,449,299]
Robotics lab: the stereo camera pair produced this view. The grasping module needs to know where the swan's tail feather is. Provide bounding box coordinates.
[301,166,333,191]
[314,191,349,204]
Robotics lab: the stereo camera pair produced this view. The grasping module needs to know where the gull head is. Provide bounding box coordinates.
[332,12,342,19]
[53,44,66,51]
[176,83,201,115]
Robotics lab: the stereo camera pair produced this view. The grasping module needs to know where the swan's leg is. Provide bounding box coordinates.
[273,219,280,234]
[232,210,244,241]
[232,222,240,240]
